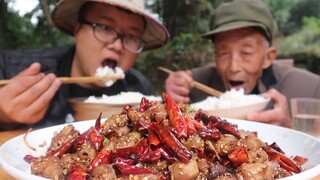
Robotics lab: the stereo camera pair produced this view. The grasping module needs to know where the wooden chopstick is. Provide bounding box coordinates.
[58,75,123,84]
[0,75,124,86]
[158,66,223,97]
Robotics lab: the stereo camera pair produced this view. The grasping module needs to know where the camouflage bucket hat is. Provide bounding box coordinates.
[202,0,277,44]
[52,0,170,51]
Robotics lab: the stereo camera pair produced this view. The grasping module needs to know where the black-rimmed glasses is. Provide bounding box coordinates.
[80,19,144,53]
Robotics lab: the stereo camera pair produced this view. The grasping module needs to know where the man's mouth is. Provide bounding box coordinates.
[229,80,244,87]
[101,59,117,69]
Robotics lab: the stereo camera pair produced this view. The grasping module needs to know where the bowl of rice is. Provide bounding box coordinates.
[68,92,162,121]
[191,89,270,119]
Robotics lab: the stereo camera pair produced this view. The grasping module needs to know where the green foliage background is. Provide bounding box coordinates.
[1,0,320,95]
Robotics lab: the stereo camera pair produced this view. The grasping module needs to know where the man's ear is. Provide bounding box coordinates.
[263,47,277,69]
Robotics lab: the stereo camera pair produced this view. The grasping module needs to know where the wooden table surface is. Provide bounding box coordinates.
[0,129,320,179]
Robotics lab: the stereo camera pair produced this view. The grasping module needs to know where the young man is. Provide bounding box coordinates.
[0,0,169,129]
[165,0,320,127]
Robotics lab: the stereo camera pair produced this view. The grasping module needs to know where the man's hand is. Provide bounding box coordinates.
[246,88,292,127]
[165,70,193,103]
[0,63,61,125]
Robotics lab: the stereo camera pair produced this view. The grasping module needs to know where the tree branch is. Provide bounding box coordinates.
[39,0,54,27]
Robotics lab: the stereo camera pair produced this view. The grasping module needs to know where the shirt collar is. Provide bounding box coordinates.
[255,65,277,94]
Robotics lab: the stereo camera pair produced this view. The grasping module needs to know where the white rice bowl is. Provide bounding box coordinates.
[69,92,162,121]
[84,92,162,105]
[191,89,270,119]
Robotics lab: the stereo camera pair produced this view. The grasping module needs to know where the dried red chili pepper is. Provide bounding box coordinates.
[195,110,239,139]
[214,120,240,138]
[140,97,151,112]
[23,154,38,163]
[148,127,160,146]
[47,138,75,158]
[71,126,105,152]
[87,127,105,150]
[87,148,111,171]
[228,146,249,167]
[185,117,197,136]
[194,109,211,124]
[113,145,161,163]
[192,118,221,140]
[159,146,176,164]
[293,155,308,166]
[265,146,302,173]
[269,142,285,154]
[94,113,103,132]
[139,148,161,162]
[162,92,188,138]
[194,110,221,124]
[150,122,191,163]
[114,157,153,175]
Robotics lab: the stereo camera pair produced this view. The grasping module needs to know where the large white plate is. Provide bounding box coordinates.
[0,119,320,180]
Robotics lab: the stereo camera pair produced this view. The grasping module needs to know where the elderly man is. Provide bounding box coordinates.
[0,0,169,129]
[165,0,320,127]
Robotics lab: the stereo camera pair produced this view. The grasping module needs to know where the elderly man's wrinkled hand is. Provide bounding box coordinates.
[246,88,292,128]
[0,63,61,126]
[165,70,193,103]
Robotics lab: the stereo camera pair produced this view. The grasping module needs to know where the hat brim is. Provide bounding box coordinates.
[202,21,270,41]
[52,0,170,51]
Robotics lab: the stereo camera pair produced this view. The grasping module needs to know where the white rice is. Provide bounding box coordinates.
[191,88,269,110]
[84,92,162,105]
[95,66,125,87]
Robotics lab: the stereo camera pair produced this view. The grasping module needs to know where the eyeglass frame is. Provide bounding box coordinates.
[79,19,145,53]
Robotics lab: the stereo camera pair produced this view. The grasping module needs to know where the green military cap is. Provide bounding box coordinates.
[202,0,278,44]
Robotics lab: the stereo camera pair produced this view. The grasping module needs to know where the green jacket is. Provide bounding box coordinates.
[191,63,320,105]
